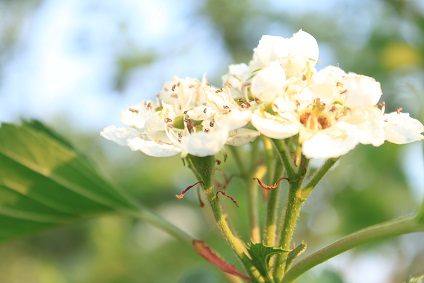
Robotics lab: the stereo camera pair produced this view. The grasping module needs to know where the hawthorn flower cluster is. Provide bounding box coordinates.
[101,30,424,159]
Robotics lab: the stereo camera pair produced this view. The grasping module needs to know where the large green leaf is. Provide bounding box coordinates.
[0,121,139,243]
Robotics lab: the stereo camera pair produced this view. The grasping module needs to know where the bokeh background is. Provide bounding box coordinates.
[0,0,423,282]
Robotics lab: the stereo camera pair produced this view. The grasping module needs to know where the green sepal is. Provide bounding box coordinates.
[186,155,215,188]
[286,242,307,270]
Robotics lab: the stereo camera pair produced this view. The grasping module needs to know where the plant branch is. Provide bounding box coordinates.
[282,216,424,283]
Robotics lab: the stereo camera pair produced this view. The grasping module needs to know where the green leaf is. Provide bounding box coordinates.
[247,243,289,280]
[0,121,138,243]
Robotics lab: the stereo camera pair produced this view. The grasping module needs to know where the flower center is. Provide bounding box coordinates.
[299,99,347,132]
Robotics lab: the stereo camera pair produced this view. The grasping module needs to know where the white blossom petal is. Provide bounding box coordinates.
[383,112,424,144]
[226,128,260,146]
[100,126,139,146]
[251,62,286,103]
[128,137,181,157]
[342,74,382,108]
[302,127,359,159]
[251,110,299,139]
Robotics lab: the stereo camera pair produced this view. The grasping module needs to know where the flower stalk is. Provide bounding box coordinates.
[281,217,424,283]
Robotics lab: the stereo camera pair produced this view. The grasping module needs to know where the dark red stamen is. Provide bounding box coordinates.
[176,181,204,199]
[253,177,289,190]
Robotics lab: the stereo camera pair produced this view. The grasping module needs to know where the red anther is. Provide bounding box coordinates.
[215,159,221,165]
[164,118,173,123]
[340,89,347,95]
[396,107,403,114]
[171,93,179,98]
[224,81,233,88]
[129,108,139,113]
[171,84,177,91]
[302,74,306,81]
[379,102,386,107]
[253,177,289,190]
[216,190,239,207]
[203,108,207,113]
[215,88,223,93]
[176,181,204,199]
[147,102,152,108]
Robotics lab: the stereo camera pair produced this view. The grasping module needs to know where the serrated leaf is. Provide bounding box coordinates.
[0,122,138,243]
[247,243,289,280]
[193,240,251,281]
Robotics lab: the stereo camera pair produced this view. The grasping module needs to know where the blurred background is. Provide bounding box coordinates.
[0,0,423,282]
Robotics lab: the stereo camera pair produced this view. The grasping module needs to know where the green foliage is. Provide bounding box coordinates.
[247,243,289,280]
[0,121,138,243]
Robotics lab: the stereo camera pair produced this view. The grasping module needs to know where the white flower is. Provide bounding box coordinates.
[250,30,319,78]
[101,75,260,158]
[297,69,386,159]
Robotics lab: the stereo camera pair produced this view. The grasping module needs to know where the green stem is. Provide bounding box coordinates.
[247,176,261,243]
[204,185,247,258]
[302,158,338,198]
[229,146,248,178]
[265,156,283,247]
[204,184,264,282]
[281,217,424,283]
[272,139,296,180]
[121,206,193,245]
[248,140,261,243]
[273,184,305,280]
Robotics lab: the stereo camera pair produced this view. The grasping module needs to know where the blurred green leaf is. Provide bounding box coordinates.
[0,121,138,243]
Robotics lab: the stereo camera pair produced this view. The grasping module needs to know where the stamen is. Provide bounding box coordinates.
[396,107,403,114]
[176,181,204,199]
[253,177,289,190]
[216,190,239,207]
[129,108,139,113]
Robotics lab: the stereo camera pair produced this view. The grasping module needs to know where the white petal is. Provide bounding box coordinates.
[344,108,385,146]
[215,109,251,131]
[314,66,346,82]
[302,128,359,159]
[290,30,319,63]
[181,131,228,157]
[251,110,299,139]
[128,137,181,157]
[342,74,382,108]
[251,35,289,68]
[226,128,260,146]
[251,62,286,103]
[120,101,155,129]
[383,112,424,144]
[100,126,139,146]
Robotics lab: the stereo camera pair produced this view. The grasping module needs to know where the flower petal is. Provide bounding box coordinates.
[251,62,286,103]
[383,112,424,144]
[251,110,299,139]
[127,137,181,157]
[302,126,359,159]
[100,126,139,146]
[226,128,260,146]
[342,74,382,108]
